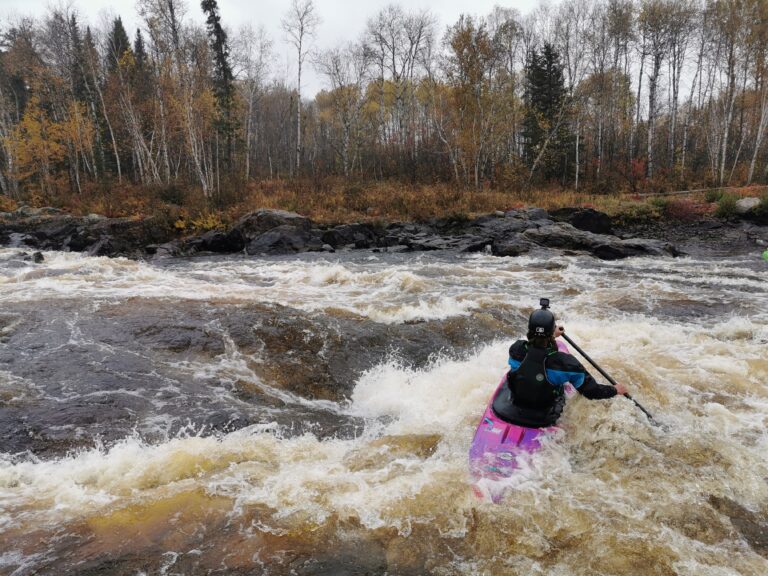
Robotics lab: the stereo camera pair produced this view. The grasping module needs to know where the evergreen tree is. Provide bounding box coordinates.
[133,29,147,71]
[201,0,235,169]
[523,43,573,183]
[130,29,152,102]
[68,15,89,103]
[106,17,131,73]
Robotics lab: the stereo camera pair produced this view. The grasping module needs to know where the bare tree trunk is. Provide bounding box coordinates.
[296,47,302,175]
[90,65,122,183]
[575,113,580,190]
[681,31,706,178]
[748,78,768,183]
[632,43,646,160]
[720,49,737,185]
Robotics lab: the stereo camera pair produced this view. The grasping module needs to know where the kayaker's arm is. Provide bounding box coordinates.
[577,372,620,399]
[555,354,625,399]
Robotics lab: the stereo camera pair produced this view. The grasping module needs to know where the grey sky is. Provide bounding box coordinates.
[1,0,543,95]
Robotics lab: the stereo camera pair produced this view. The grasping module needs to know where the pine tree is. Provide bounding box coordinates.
[130,29,152,102]
[106,17,131,73]
[201,0,235,169]
[133,29,147,71]
[68,15,89,103]
[523,43,573,183]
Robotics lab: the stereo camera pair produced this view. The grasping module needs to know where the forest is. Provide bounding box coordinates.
[0,0,767,221]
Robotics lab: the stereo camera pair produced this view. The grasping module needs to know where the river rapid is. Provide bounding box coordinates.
[0,247,766,575]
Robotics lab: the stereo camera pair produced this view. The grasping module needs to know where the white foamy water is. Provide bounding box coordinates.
[0,247,766,574]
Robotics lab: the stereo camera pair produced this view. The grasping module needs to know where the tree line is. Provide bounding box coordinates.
[1,0,767,209]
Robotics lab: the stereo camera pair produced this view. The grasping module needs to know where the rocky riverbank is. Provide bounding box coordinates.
[1,204,766,260]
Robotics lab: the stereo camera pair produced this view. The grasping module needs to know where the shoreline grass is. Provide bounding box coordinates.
[2,180,766,233]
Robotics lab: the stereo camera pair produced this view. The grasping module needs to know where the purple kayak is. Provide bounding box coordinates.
[469,340,569,502]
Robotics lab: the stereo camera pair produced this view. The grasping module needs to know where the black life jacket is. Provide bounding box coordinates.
[491,344,565,428]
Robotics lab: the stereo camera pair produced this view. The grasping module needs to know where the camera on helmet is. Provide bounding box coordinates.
[539,298,550,309]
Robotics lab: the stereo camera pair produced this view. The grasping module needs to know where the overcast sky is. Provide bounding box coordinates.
[1,0,543,95]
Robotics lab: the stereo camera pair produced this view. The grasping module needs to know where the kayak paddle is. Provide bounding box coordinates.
[561,332,662,427]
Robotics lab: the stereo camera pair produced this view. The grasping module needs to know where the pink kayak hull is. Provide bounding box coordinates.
[469,340,569,502]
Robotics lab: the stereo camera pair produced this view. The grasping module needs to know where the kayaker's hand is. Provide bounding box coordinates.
[614,383,628,396]
[554,325,565,338]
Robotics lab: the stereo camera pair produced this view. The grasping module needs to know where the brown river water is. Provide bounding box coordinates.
[0,248,766,575]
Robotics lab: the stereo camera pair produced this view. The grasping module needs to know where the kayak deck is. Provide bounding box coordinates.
[469,340,570,502]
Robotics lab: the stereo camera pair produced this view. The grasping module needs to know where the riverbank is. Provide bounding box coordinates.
[2,200,767,262]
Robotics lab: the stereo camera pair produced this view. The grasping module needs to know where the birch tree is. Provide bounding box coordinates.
[282,0,320,176]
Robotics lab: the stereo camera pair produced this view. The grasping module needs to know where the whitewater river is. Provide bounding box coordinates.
[0,247,766,575]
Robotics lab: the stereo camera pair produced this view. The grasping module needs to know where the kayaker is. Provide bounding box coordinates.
[492,304,627,428]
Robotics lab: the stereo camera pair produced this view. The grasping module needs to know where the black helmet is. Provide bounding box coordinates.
[528,299,555,337]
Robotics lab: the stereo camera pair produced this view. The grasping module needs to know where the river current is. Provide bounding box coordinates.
[0,247,766,575]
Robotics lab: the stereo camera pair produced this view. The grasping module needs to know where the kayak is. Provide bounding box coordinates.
[469,340,569,502]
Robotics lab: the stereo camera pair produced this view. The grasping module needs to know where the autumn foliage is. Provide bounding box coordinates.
[1,0,768,222]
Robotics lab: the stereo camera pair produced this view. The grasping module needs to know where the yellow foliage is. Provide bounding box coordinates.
[5,96,68,188]
[0,195,17,212]
[190,211,223,232]
[3,96,96,197]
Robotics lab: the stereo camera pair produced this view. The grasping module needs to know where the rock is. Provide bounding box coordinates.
[592,239,678,260]
[379,235,402,247]
[233,209,311,242]
[146,241,183,258]
[492,236,532,257]
[245,225,322,255]
[321,244,335,252]
[735,197,761,214]
[191,229,245,253]
[31,251,44,263]
[523,222,678,259]
[321,223,381,249]
[0,209,177,257]
[526,207,550,221]
[709,495,768,558]
[404,236,449,251]
[551,207,614,234]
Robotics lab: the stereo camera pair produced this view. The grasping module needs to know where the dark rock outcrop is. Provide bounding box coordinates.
[226,209,326,255]
[234,209,312,238]
[551,207,614,234]
[321,223,382,249]
[0,207,176,258]
[1,205,683,260]
[523,222,678,259]
[245,224,323,255]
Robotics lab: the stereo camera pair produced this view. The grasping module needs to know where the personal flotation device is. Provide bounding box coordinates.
[491,343,565,428]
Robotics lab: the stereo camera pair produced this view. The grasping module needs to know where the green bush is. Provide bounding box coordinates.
[715,194,738,218]
[704,189,724,203]
[649,196,670,211]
